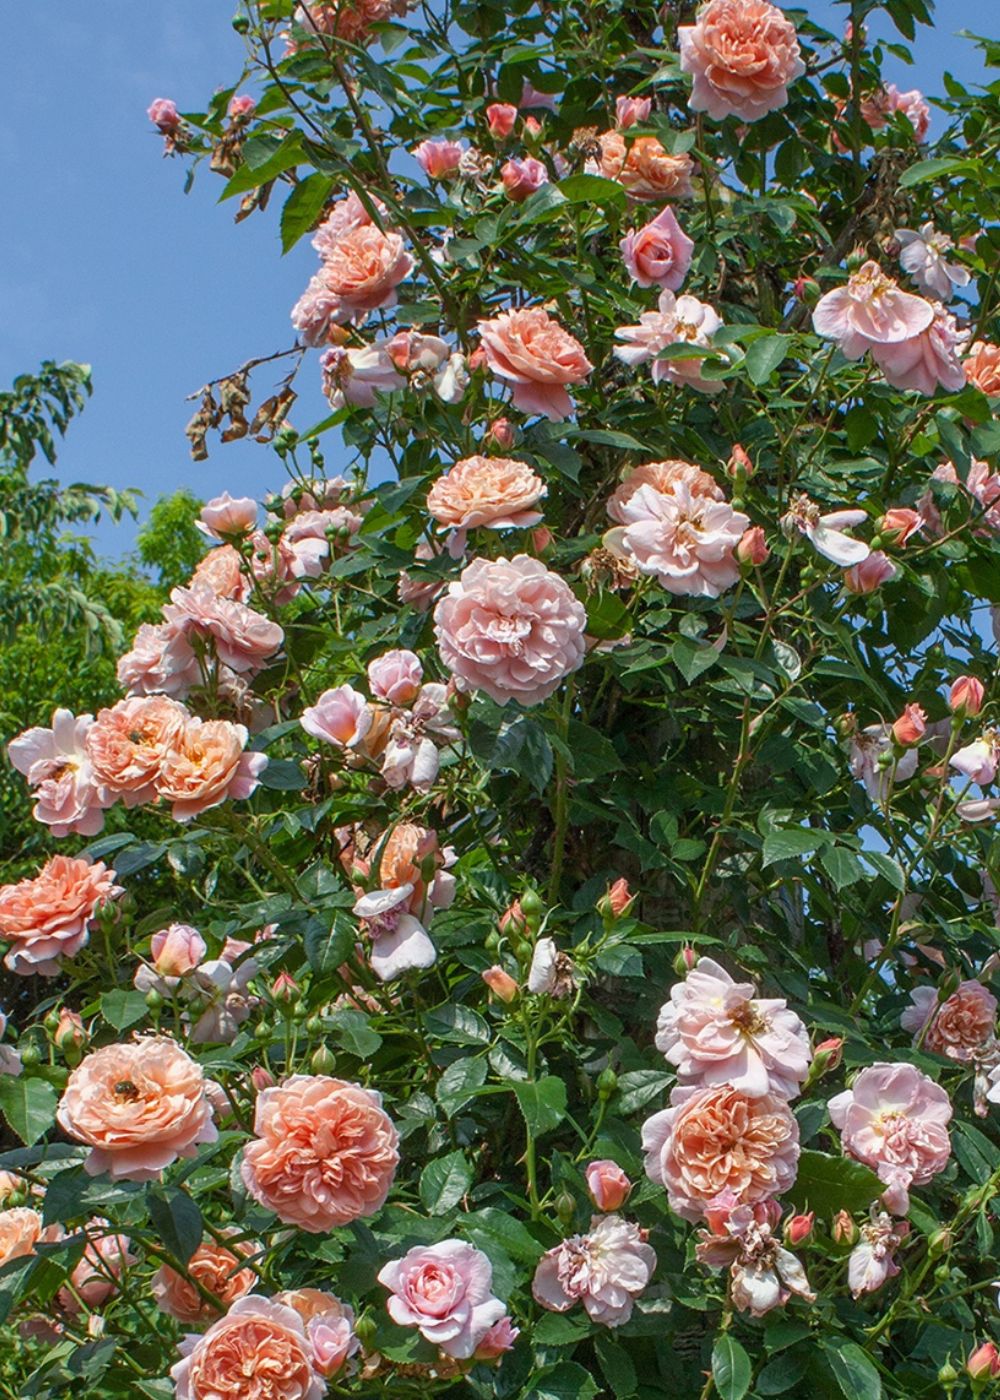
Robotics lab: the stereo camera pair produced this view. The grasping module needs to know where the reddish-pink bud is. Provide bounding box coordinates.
[892,703,926,746]
[468,346,488,372]
[251,1067,275,1092]
[498,898,526,936]
[485,417,515,450]
[482,965,519,1002]
[485,103,518,139]
[811,1036,844,1073]
[531,526,554,553]
[783,1211,814,1246]
[271,971,299,1005]
[737,526,769,567]
[950,675,985,717]
[878,507,924,547]
[967,1341,1000,1380]
[726,443,753,479]
[585,1159,633,1212]
[604,877,635,918]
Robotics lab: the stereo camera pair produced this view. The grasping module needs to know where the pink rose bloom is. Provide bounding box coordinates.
[643,1084,800,1221]
[936,457,1000,533]
[0,1207,44,1266]
[844,550,897,593]
[321,341,405,407]
[474,1315,520,1360]
[413,137,464,178]
[486,102,518,138]
[300,684,373,749]
[8,708,109,837]
[152,1232,259,1324]
[57,1037,217,1181]
[292,227,413,341]
[964,340,1000,397]
[58,1219,134,1313]
[275,1289,359,1379]
[892,702,926,746]
[607,460,723,522]
[871,300,967,396]
[150,923,207,979]
[0,855,122,978]
[148,98,180,132]
[427,455,547,533]
[879,84,930,140]
[197,492,258,540]
[950,676,985,715]
[280,506,363,580]
[813,261,933,360]
[478,306,593,421]
[620,206,694,291]
[367,650,423,705]
[879,507,924,546]
[241,1075,399,1231]
[171,1296,325,1400]
[116,620,200,698]
[596,135,695,201]
[433,554,587,705]
[228,93,256,120]
[614,289,724,392]
[901,980,997,1061]
[848,1212,910,1297]
[378,1240,505,1358]
[585,1160,633,1212]
[951,734,1000,786]
[519,79,558,112]
[616,95,652,128]
[532,1214,656,1327]
[191,545,251,601]
[612,481,747,597]
[655,955,811,1099]
[156,717,268,821]
[678,0,805,122]
[829,1062,952,1213]
[311,192,386,258]
[85,695,188,806]
[164,585,284,674]
[895,224,971,301]
[501,156,549,202]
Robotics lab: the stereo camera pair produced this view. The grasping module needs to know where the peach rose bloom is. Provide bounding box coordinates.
[901,980,997,1062]
[607,460,723,523]
[85,695,188,806]
[241,1075,399,1232]
[152,1233,260,1324]
[275,1289,359,1378]
[164,585,284,674]
[427,455,547,532]
[642,1083,800,1221]
[116,620,200,698]
[172,1295,325,1400]
[57,1036,217,1181]
[618,137,695,201]
[292,226,413,341]
[191,545,251,601]
[0,1207,43,1265]
[477,307,593,421]
[0,855,123,977]
[156,718,268,821]
[964,341,1000,397]
[679,0,805,123]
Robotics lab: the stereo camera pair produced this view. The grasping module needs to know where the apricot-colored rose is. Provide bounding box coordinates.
[427,455,547,532]
[275,1289,359,1378]
[172,1296,324,1400]
[85,695,188,805]
[152,1233,260,1324]
[0,1207,43,1265]
[678,0,805,123]
[57,1037,217,1181]
[477,307,593,421]
[965,341,1000,397]
[607,460,723,523]
[0,855,123,977]
[191,545,251,601]
[163,585,284,674]
[619,137,695,201]
[156,718,268,821]
[297,225,414,332]
[241,1075,399,1232]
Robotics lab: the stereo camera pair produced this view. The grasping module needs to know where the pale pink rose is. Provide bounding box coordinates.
[477,307,593,421]
[781,492,870,567]
[871,299,967,396]
[532,1214,656,1327]
[279,506,363,580]
[321,341,405,407]
[951,734,1000,786]
[151,923,207,978]
[901,980,997,1061]
[190,545,250,600]
[85,695,188,806]
[197,492,258,540]
[292,227,413,340]
[152,1232,260,1324]
[655,955,811,1099]
[849,723,918,802]
[378,1240,505,1358]
[950,676,985,716]
[0,855,122,977]
[607,460,723,522]
[829,1062,952,1214]
[616,95,652,128]
[352,823,455,978]
[433,554,587,705]
[367,650,423,705]
[614,289,724,392]
[311,192,386,258]
[228,94,256,120]
[163,585,284,674]
[58,1219,134,1313]
[156,717,268,820]
[964,341,1000,397]
[300,685,373,749]
[519,78,558,112]
[620,206,694,291]
[844,550,897,593]
[148,98,180,132]
[0,1207,43,1265]
[378,692,454,793]
[613,481,747,597]
[501,156,549,202]
[935,457,1000,534]
[116,620,200,698]
[643,1084,800,1221]
[8,708,109,837]
[241,1075,398,1231]
[474,1315,520,1360]
[486,103,518,138]
[848,1212,910,1296]
[412,137,464,178]
[895,224,970,301]
[171,1296,325,1400]
[398,540,446,611]
[678,0,805,122]
[585,1160,633,1212]
[612,136,695,201]
[881,84,930,140]
[427,455,547,532]
[57,1037,217,1181]
[276,1290,358,1378]
[813,262,933,360]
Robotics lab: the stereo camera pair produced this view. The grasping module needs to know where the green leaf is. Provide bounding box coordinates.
[745,334,793,386]
[0,1252,40,1326]
[468,712,554,793]
[100,988,149,1031]
[0,1077,58,1147]
[513,1076,567,1137]
[523,1362,599,1400]
[762,827,828,867]
[712,1334,752,1400]
[556,173,627,209]
[436,1056,488,1117]
[820,845,865,891]
[533,1311,592,1344]
[756,1349,809,1395]
[258,758,308,790]
[819,1339,882,1400]
[328,1007,382,1058]
[280,173,334,253]
[423,1004,491,1046]
[863,851,905,891]
[304,911,356,976]
[419,1150,473,1214]
[145,1186,203,1265]
[898,156,972,188]
[672,635,722,682]
[464,1205,544,1263]
[786,1150,882,1215]
[615,1069,673,1113]
[221,131,305,197]
[596,1334,638,1396]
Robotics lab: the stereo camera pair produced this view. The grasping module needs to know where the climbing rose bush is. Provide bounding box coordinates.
[5,1,1000,1397]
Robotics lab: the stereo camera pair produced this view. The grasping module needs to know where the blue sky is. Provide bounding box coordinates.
[0,1,994,558]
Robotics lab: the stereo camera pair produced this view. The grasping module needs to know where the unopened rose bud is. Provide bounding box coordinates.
[596,1067,618,1099]
[19,1043,41,1069]
[892,703,926,746]
[531,526,554,553]
[726,443,753,480]
[737,526,770,567]
[482,965,519,1002]
[585,1160,632,1212]
[311,1046,337,1075]
[793,274,820,305]
[251,1067,275,1092]
[878,508,923,547]
[271,971,299,1008]
[555,1191,576,1225]
[967,1341,1000,1380]
[469,346,488,372]
[834,712,857,739]
[672,944,697,976]
[928,1227,952,1257]
[145,988,164,1013]
[783,1211,814,1246]
[519,888,544,928]
[523,115,543,138]
[485,417,515,450]
[151,923,206,978]
[846,246,867,272]
[598,878,635,922]
[831,1210,858,1246]
[53,1009,86,1063]
[615,94,652,129]
[950,676,985,717]
[810,1036,844,1077]
[485,102,518,139]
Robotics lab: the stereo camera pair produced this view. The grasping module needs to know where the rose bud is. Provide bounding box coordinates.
[485,102,518,139]
[151,923,206,978]
[672,944,697,976]
[468,346,488,372]
[523,116,543,139]
[892,703,926,746]
[783,1211,814,1246]
[474,1316,519,1361]
[482,966,519,1003]
[585,1159,632,1212]
[271,971,299,1007]
[805,1036,844,1087]
[598,877,635,921]
[793,275,820,305]
[531,526,554,553]
[878,507,924,547]
[967,1342,1000,1380]
[251,1066,276,1092]
[615,95,652,129]
[831,1210,858,1246]
[498,898,526,937]
[844,550,898,594]
[53,1009,87,1063]
[950,675,985,717]
[737,526,770,567]
[726,443,753,480]
[485,417,515,450]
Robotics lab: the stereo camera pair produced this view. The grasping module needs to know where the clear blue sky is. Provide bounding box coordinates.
[0,1,994,558]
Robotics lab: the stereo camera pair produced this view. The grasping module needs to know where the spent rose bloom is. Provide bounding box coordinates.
[813,262,934,360]
[197,492,258,540]
[378,1240,505,1358]
[148,98,180,132]
[477,306,593,420]
[300,685,373,749]
[171,1296,325,1400]
[586,1160,633,1211]
[829,1062,952,1213]
[85,695,188,806]
[228,93,256,120]
[157,718,268,821]
[57,1037,217,1181]
[848,1211,910,1297]
[427,455,547,533]
[321,340,405,406]
[964,341,1000,397]
[614,289,724,392]
[695,1199,814,1317]
[0,855,122,978]
[849,723,918,801]
[654,955,811,1099]
[434,555,586,705]
[781,492,870,567]
[367,650,423,705]
[610,481,747,597]
[678,0,805,122]
[241,1075,398,1232]
[895,224,971,301]
[901,980,997,1061]
[532,1214,656,1327]
[412,137,464,178]
[153,1233,260,1324]
[643,1084,800,1220]
[620,205,694,291]
[607,460,723,523]
[8,708,109,837]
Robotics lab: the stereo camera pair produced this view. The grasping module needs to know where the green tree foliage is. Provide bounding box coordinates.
[136,489,206,590]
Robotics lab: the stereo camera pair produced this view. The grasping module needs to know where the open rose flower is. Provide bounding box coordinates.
[813,262,934,361]
[378,1240,505,1358]
[57,1037,217,1181]
[153,1232,260,1324]
[292,226,413,341]
[434,555,586,705]
[870,300,967,396]
[615,137,695,200]
[532,1215,656,1327]
[85,695,188,806]
[895,224,971,301]
[609,480,747,597]
[241,1075,399,1232]
[163,585,284,674]
[413,137,464,179]
[643,1084,800,1220]
[197,492,258,540]
[276,1290,359,1379]
[8,708,109,837]
[614,289,724,392]
[901,980,997,1061]
[116,620,200,698]
[157,718,268,821]
[678,0,805,122]
[0,1208,44,1266]
[620,205,694,290]
[964,341,1000,397]
[427,455,547,534]
[172,1296,325,1400]
[300,685,373,750]
[0,855,122,977]
[477,307,593,421]
[607,460,723,522]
